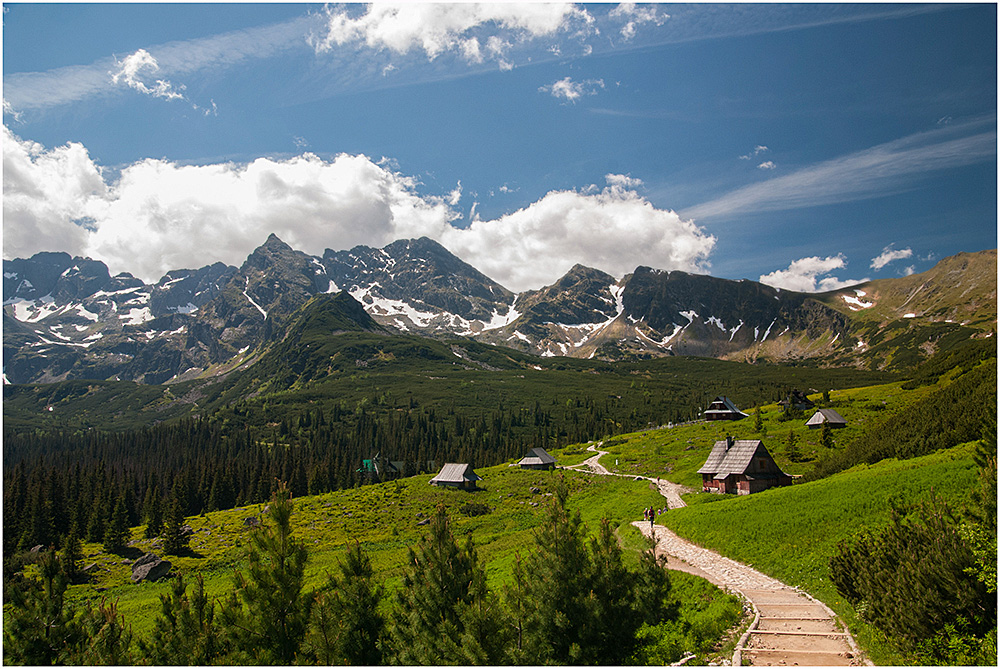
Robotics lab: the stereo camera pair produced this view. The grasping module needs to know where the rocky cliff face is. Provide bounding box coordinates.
[3,237,995,384]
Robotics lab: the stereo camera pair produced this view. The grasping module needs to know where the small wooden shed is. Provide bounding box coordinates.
[779,390,815,412]
[697,436,791,495]
[517,447,557,470]
[703,396,748,422]
[429,463,482,490]
[806,408,847,429]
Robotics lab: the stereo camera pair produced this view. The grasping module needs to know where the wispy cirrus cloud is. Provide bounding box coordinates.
[684,117,997,221]
[3,15,315,114]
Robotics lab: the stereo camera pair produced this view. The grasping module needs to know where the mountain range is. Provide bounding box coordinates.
[3,235,995,385]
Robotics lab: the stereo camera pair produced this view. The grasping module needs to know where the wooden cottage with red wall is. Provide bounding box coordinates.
[697,437,792,494]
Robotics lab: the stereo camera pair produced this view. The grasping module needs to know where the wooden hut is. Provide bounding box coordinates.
[429,463,482,490]
[806,408,847,429]
[697,436,791,494]
[703,396,748,421]
[517,447,557,470]
[778,390,815,412]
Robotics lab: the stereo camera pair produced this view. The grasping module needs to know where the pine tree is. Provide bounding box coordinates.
[518,478,594,664]
[3,551,78,665]
[754,406,764,434]
[584,517,641,664]
[387,504,495,664]
[140,574,221,664]
[305,541,384,665]
[217,482,310,664]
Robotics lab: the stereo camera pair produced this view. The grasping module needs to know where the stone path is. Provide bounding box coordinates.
[567,443,867,666]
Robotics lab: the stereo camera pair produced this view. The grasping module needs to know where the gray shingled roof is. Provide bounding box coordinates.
[518,447,556,467]
[697,439,767,479]
[805,408,847,427]
[430,463,482,484]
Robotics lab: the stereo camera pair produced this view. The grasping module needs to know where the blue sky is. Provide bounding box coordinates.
[3,3,996,292]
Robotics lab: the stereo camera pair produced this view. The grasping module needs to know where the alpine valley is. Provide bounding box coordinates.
[3,235,996,386]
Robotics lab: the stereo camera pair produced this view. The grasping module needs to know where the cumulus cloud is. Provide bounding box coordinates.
[3,126,105,259]
[870,244,913,270]
[759,255,868,292]
[757,161,777,170]
[310,3,593,67]
[441,178,715,291]
[3,128,715,292]
[110,49,186,101]
[540,76,605,102]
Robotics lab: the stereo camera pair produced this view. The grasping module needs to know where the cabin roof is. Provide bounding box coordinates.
[703,396,748,418]
[518,447,556,467]
[697,439,784,479]
[430,462,482,484]
[805,408,847,426]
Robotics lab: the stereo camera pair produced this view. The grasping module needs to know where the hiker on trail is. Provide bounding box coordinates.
[643,508,649,523]
[648,506,655,529]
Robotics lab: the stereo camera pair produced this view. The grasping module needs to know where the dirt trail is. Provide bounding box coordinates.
[567,443,867,666]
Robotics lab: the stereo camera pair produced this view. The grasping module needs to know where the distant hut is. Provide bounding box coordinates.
[806,408,847,429]
[779,390,815,412]
[697,436,792,494]
[517,447,557,470]
[703,396,748,422]
[429,463,482,490]
[357,452,404,482]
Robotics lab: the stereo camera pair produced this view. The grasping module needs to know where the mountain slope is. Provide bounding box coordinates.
[3,238,995,384]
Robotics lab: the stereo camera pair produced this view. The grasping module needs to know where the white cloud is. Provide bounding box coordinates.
[739,145,769,160]
[757,161,776,170]
[3,128,714,292]
[441,183,715,292]
[311,3,592,66]
[540,76,605,102]
[3,126,105,260]
[687,118,996,220]
[870,245,913,270]
[759,255,868,292]
[609,3,668,41]
[110,49,186,101]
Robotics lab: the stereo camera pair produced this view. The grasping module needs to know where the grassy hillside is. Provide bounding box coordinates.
[553,379,940,487]
[57,465,664,639]
[660,443,981,665]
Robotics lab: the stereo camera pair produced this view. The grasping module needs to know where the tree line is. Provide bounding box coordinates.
[4,479,683,665]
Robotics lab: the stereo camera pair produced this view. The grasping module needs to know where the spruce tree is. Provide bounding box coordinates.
[785,427,802,462]
[143,487,163,539]
[162,492,189,555]
[584,517,641,664]
[820,422,835,451]
[60,523,84,583]
[103,495,130,554]
[3,551,78,665]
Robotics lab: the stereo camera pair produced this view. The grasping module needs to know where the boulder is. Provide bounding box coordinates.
[243,516,260,527]
[131,553,172,583]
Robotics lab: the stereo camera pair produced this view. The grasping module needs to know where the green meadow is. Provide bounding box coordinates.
[61,465,664,639]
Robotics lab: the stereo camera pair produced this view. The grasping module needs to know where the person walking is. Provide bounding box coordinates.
[648,506,655,530]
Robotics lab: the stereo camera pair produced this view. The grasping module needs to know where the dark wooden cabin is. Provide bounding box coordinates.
[697,436,792,494]
[703,396,748,421]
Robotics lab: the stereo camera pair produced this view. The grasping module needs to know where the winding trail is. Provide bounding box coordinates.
[565,443,867,666]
